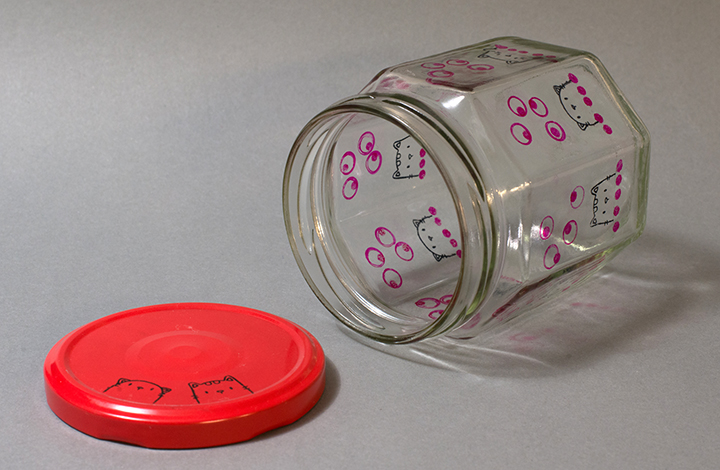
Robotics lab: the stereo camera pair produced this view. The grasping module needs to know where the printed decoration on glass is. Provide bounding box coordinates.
[554,73,613,134]
[415,294,454,320]
[535,158,624,272]
[413,206,461,262]
[364,226,414,289]
[377,75,411,91]
[478,43,558,65]
[590,158,624,233]
[507,94,566,146]
[340,131,383,200]
[421,58,495,87]
[103,378,171,404]
[392,136,428,180]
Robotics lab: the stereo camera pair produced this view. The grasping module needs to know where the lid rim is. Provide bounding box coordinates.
[44,303,326,448]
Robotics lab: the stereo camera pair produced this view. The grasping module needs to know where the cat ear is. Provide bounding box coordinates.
[223,375,236,382]
[393,140,402,150]
[433,253,444,262]
[393,171,401,179]
[189,382,199,388]
[160,386,172,394]
[553,85,563,96]
[115,378,131,385]
[413,219,422,228]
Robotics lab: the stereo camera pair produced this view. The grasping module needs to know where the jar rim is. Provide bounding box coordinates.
[283,95,499,343]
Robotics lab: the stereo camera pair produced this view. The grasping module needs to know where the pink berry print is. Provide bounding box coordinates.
[428,207,437,215]
[442,229,451,238]
[603,125,613,134]
[358,132,375,155]
[568,73,578,83]
[544,244,561,269]
[540,216,554,240]
[615,174,622,185]
[365,247,385,268]
[395,242,414,261]
[529,97,549,117]
[570,185,585,209]
[375,227,396,247]
[545,121,566,141]
[365,150,382,174]
[339,131,383,201]
[440,294,453,304]
[416,298,441,309]
[615,188,621,200]
[428,69,454,79]
[616,159,623,172]
[508,94,566,146]
[511,122,532,145]
[562,220,578,245]
[612,221,620,232]
[421,62,445,69]
[594,113,604,123]
[583,97,593,107]
[340,151,356,175]
[508,96,528,117]
[434,217,442,226]
[342,177,358,200]
[613,206,620,217]
[366,227,414,290]
[428,310,443,319]
[446,59,469,66]
[467,63,494,71]
[577,86,586,95]
[382,269,402,289]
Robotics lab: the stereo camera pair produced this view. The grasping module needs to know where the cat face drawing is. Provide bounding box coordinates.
[590,173,618,227]
[392,136,426,180]
[189,375,253,404]
[413,207,461,262]
[554,73,600,131]
[477,46,535,65]
[103,378,171,404]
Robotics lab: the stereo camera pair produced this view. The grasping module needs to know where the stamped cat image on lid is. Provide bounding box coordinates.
[43,303,326,449]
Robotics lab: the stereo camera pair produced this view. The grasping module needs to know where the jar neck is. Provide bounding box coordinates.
[283,94,500,343]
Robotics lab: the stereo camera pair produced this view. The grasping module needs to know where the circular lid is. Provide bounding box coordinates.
[44,303,325,449]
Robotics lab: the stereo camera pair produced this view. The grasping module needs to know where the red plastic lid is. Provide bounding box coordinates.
[44,303,325,449]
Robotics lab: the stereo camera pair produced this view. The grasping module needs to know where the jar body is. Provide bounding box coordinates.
[283,37,650,344]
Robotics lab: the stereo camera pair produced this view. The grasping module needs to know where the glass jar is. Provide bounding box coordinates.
[283,37,650,344]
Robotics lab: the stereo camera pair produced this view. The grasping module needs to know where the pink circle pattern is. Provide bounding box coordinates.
[365,227,414,289]
[416,293,454,320]
[508,96,566,145]
[340,132,383,200]
[422,58,495,86]
[540,158,624,270]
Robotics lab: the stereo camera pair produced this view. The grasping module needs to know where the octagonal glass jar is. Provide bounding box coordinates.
[283,37,650,344]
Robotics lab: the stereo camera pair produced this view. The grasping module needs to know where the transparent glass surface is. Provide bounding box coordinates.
[284,37,650,344]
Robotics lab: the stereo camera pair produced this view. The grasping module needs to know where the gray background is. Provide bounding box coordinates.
[2,0,719,468]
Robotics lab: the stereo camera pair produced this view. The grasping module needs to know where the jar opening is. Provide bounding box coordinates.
[284,100,494,343]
